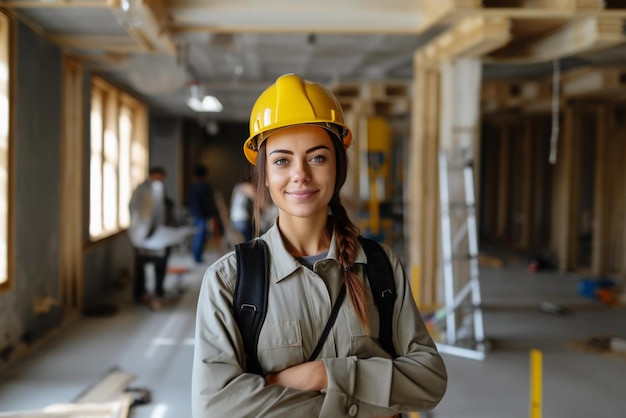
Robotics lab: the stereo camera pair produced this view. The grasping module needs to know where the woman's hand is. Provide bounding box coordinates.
[265,360,328,392]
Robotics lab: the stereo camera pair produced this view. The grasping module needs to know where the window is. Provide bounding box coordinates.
[0,12,10,289]
[89,76,147,240]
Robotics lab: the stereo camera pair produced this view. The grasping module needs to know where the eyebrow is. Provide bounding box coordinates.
[268,145,331,156]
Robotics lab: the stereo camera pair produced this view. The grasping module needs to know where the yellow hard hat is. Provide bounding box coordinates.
[244,73,352,165]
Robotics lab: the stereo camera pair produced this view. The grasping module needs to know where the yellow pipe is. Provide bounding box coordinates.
[369,171,380,235]
[411,264,420,305]
[529,349,542,418]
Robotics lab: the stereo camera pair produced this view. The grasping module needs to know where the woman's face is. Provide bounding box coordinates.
[264,125,336,221]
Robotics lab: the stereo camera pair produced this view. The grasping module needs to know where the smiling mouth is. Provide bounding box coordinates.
[287,190,317,200]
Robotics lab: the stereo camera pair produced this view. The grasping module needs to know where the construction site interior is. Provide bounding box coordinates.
[0,1,625,417]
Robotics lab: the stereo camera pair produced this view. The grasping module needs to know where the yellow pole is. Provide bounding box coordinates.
[411,264,420,305]
[530,349,542,418]
[369,166,380,235]
[408,412,421,418]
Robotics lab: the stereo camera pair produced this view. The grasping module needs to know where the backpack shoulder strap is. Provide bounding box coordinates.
[358,236,399,358]
[233,239,269,375]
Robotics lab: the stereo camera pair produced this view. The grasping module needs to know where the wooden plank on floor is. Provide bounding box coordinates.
[0,397,132,418]
[73,367,135,403]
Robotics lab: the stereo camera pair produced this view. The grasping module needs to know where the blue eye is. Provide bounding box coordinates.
[273,158,288,166]
[311,155,326,163]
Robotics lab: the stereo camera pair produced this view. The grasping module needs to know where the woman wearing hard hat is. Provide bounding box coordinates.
[192,74,447,418]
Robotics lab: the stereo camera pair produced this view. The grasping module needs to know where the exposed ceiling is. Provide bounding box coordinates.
[3,0,626,123]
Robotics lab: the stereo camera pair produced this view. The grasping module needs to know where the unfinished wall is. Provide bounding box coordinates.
[0,21,62,354]
[480,71,626,280]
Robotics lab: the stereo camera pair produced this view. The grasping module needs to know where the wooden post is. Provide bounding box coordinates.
[591,105,609,275]
[409,51,441,309]
[555,105,580,271]
[496,125,510,239]
[520,119,534,248]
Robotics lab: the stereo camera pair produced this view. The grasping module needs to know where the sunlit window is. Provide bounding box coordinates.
[89,77,147,240]
[0,13,10,288]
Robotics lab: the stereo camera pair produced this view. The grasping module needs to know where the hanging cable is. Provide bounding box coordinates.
[549,59,560,164]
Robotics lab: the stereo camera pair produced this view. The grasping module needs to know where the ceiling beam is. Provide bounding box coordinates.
[419,0,626,32]
[141,0,176,54]
[488,15,626,62]
[168,3,427,35]
[419,0,482,31]
[422,16,512,64]
[459,9,626,19]
[106,0,176,54]
[49,34,136,48]
[562,66,626,97]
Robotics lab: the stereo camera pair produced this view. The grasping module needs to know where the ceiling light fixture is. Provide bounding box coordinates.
[186,82,223,113]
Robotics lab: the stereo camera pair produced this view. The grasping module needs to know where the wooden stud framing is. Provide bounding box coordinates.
[60,57,85,310]
[591,105,609,275]
[496,125,511,239]
[553,104,581,271]
[409,51,441,308]
[519,119,534,248]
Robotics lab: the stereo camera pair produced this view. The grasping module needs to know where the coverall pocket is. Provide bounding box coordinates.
[258,320,304,371]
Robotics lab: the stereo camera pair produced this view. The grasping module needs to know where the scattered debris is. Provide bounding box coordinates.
[478,254,504,268]
[578,278,621,307]
[539,301,570,316]
[83,303,120,317]
[610,336,626,352]
[124,387,151,407]
[569,335,626,361]
[527,253,557,273]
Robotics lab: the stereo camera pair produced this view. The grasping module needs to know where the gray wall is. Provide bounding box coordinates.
[149,115,183,203]
[0,22,62,348]
[204,121,250,205]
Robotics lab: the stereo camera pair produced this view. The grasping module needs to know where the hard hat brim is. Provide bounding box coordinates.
[243,123,352,165]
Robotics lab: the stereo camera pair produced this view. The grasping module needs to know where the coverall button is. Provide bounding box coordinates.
[348,404,359,416]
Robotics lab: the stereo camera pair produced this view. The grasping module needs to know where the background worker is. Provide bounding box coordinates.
[187,164,223,263]
[229,178,256,242]
[128,166,171,310]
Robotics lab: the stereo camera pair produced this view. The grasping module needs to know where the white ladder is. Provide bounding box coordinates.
[436,147,486,360]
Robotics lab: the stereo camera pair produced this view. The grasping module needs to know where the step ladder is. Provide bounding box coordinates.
[434,147,486,360]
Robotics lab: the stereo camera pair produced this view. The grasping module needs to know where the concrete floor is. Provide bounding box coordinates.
[0,249,624,418]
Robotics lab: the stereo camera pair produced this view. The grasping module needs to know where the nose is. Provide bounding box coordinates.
[291,160,311,183]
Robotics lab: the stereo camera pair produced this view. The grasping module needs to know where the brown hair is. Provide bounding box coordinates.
[252,129,370,329]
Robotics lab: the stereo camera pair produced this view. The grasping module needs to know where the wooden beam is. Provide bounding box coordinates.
[489,15,626,62]
[562,67,626,97]
[591,105,609,275]
[106,0,175,54]
[49,35,137,49]
[423,66,440,307]
[519,119,533,248]
[143,0,171,34]
[496,126,510,239]
[425,16,512,63]
[419,0,482,31]
[410,51,442,309]
[555,105,581,271]
[542,0,605,12]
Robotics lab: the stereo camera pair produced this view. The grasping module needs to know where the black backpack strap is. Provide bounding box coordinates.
[233,239,269,375]
[358,236,398,358]
[307,283,346,362]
